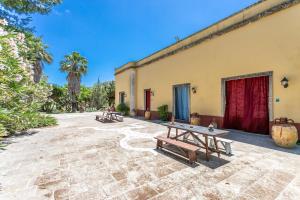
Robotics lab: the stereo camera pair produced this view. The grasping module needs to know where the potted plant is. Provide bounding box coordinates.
[130,109,136,117]
[158,105,169,121]
[116,103,130,116]
[145,109,151,120]
[190,113,201,125]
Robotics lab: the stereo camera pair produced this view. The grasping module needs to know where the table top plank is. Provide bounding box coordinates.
[105,111,121,115]
[161,122,229,136]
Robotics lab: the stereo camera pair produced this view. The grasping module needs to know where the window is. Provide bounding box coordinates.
[119,92,125,104]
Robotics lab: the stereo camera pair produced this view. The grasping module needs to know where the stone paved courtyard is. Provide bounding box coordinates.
[0,112,300,200]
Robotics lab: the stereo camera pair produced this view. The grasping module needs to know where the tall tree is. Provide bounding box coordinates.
[91,78,105,110]
[103,81,115,106]
[26,34,53,83]
[60,52,88,112]
[0,0,62,29]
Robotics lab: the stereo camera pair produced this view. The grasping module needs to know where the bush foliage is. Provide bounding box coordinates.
[158,105,169,121]
[0,19,57,136]
[42,80,115,113]
[116,103,130,116]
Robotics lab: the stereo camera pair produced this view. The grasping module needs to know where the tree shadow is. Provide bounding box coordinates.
[155,144,230,169]
[134,116,300,156]
[95,119,117,123]
[0,130,39,152]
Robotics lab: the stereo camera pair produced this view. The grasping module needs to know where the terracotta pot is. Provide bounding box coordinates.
[190,117,200,126]
[272,118,298,148]
[130,111,136,117]
[145,111,151,120]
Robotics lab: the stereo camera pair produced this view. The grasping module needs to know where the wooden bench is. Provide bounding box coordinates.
[208,136,233,155]
[95,113,109,122]
[155,136,199,165]
[115,115,123,122]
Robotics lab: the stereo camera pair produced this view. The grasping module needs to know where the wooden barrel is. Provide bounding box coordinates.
[145,111,151,120]
[272,119,298,148]
[190,117,200,126]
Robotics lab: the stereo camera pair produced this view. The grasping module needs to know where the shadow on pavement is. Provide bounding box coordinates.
[222,130,300,155]
[0,130,39,152]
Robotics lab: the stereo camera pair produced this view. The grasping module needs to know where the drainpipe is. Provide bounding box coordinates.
[130,70,136,116]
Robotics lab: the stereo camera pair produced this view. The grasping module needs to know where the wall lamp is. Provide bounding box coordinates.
[192,86,197,94]
[150,91,155,96]
[281,77,289,88]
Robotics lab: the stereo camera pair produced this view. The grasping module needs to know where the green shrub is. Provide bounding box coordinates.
[116,103,130,116]
[0,20,57,136]
[158,105,169,121]
[0,110,57,135]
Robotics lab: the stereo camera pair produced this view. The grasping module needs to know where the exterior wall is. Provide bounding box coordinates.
[115,68,135,106]
[131,3,300,125]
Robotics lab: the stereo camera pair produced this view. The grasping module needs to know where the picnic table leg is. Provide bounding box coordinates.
[157,140,163,149]
[175,129,178,140]
[167,127,171,138]
[213,136,221,158]
[204,135,209,161]
[188,151,197,165]
[103,112,107,121]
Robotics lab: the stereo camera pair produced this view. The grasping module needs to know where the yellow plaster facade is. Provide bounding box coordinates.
[115,0,300,124]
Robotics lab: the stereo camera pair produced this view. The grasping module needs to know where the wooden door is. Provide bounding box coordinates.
[145,89,151,111]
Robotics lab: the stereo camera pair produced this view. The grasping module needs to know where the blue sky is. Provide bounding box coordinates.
[31,0,258,86]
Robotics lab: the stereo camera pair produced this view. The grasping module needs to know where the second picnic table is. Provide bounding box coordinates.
[105,111,122,120]
[96,111,122,122]
[161,122,229,161]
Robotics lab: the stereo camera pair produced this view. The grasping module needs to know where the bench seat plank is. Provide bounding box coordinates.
[155,136,199,165]
[155,136,199,151]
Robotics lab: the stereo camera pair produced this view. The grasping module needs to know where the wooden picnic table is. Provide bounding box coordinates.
[105,111,122,120]
[161,122,229,161]
[96,111,122,122]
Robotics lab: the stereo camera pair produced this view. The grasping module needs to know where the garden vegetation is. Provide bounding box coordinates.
[0,0,62,137]
[0,0,116,139]
[0,19,57,137]
[42,80,115,113]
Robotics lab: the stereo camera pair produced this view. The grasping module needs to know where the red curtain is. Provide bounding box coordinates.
[223,76,269,134]
[145,90,151,111]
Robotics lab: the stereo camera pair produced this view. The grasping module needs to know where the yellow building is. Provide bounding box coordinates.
[115,0,300,136]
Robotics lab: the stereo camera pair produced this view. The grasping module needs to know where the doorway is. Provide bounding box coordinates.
[223,75,270,134]
[144,89,151,111]
[173,84,190,122]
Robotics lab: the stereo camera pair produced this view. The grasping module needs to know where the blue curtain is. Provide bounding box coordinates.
[175,85,189,121]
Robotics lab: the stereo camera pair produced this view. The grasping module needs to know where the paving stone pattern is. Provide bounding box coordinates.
[0,112,299,200]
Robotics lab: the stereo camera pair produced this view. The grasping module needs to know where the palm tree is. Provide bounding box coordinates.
[60,52,88,112]
[27,35,53,83]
